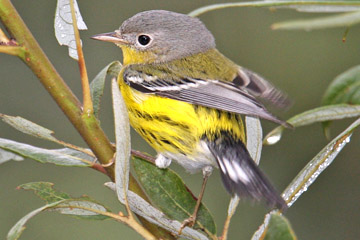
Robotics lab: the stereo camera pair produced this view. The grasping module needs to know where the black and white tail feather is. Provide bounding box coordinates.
[207,132,287,211]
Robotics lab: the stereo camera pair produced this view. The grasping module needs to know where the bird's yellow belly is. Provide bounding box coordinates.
[118,79,246,157]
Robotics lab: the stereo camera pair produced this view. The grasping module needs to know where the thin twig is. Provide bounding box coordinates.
[55,204,156,240]
[221,197,240,240]
[69,0,93,114]
[131,149,156,164]
[55,139,95,157]
[0,45,23,56]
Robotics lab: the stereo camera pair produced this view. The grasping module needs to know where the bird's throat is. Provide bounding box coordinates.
[120,46,155,65]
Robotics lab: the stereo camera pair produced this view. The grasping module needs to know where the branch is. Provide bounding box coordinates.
[0,1,175,238]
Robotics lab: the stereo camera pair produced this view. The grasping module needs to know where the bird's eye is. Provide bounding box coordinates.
[137,35,151,46]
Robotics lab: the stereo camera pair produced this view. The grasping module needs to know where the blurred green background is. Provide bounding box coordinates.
[1,0,359,239]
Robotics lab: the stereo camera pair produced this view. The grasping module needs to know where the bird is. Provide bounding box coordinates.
[92,10,289,229]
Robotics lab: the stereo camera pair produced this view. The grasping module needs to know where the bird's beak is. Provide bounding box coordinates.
[91,32,128,44]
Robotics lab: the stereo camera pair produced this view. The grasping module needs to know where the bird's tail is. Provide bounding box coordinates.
[206,132,287,211]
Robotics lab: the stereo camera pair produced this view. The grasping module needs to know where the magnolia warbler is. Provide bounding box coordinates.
[92,10,289,227]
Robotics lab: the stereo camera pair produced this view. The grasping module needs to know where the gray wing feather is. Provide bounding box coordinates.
[157,81,287,126]
[237,67,291,108]
[123,66,290,127]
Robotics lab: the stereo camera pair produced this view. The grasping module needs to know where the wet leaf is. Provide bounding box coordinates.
[282,118,360,207]
[263,104,360,145]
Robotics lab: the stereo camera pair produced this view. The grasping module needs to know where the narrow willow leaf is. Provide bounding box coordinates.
[55,148,95,162]
[246,116,263,164]
[111,78,131,204]
[54,199,109,220]
[0,114,92,153]
[0,114,57,142]
[132,157,216,236]
[227,195,240,218]
[321,66,360,137]
[282,117,360,207]
[252,211,296,240]
[0,138,91,166]
[54,0,87,60]
[0,148,24,164]
[7,201,64,240]
[90,61,122,117]
[19,182,109,220]
[272,11,360,30]
[105,182,209,240]
[189,1,360,17]
[322,65,360,106]
[263,104,360,145]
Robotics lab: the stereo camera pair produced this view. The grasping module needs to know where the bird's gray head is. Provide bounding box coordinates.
[93,10,216,63]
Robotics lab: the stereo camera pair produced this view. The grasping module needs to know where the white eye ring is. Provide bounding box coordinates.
[136,34,152,47]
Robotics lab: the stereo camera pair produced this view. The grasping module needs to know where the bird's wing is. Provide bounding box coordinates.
[123,65,290,127]
[235,67,291,108]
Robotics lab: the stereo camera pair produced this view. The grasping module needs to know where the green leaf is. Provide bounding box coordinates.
[321,65,360,136]
[19,182,71,203]
[263,104,360,145]
[0,148,24,164]
[264,213,296,240]
[0,138,93,166]
[272,11,360,30]
[19,182,110,220]
[323,65,360,105]
[132,156,216,236]
[282,117,360,207]
[90,61,122,117]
